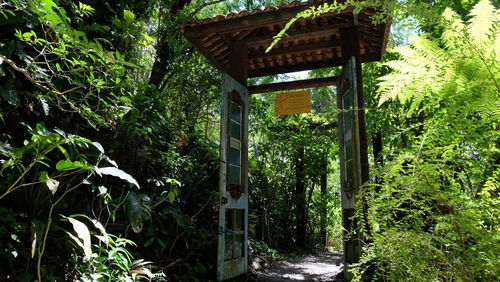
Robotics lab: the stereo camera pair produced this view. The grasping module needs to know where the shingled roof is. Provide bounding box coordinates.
[181,0,391,80]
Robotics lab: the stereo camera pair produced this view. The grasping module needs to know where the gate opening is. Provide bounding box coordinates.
[181,1,391,280]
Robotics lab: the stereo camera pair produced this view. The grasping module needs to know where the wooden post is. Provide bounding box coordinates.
[339,23,370,280]
[320,156,328,246]
[228,41,248,86]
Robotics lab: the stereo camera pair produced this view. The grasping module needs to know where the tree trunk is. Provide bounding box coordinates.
[372,131,383,185]
[295,146,306,248]
[148,0,192,86]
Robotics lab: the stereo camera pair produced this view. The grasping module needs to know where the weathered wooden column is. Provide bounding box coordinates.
[320,156,328,246]
[216,41,249,281]
[338,22,370,280]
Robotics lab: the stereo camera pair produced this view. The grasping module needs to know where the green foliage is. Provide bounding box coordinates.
[249,89,342,249]
[1,123,97,200]
[353,155,499,280]
[0,0,223,280]
[125,192,152,233]
[0,123,139,200]
[1,0,146,128]
[350,1,500,280]
[379,0,499,118]
[1,0,223,278]
[2,0,497,280]
[65,215,165,281]
[0,123,143,280]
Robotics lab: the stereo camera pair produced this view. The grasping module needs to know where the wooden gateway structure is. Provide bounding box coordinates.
[181,0,391,280]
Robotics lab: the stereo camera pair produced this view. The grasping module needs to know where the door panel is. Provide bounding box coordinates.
[338,56,362,209]
[217,73,249,281]
[337,57,363,267]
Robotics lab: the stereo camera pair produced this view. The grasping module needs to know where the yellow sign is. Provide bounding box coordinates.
[275,90,312,115]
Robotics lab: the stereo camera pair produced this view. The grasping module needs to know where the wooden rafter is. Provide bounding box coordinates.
[249,40,341,60]
[248,54,379,77]
[248,76,338,94]
[238,22,353,45]
[183,6,353,39]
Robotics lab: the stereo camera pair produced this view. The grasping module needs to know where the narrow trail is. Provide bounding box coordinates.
[255,251,344,281]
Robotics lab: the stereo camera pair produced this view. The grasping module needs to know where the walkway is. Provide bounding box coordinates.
[255,251,343,281]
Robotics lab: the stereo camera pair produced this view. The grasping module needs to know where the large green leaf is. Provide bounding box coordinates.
[55,159,92,171]
[65,217,92,259]
[30,219,45,259]
[46,177,60,195]
[123,10,135,26]
[92,142,104,154]
[124,192,151,233]
[96,167,139,188]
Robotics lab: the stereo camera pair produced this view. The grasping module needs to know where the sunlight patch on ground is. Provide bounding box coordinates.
[257,251,343,281]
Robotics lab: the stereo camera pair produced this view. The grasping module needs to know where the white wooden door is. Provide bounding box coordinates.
[217,73,249,281]
[337,57,363,266]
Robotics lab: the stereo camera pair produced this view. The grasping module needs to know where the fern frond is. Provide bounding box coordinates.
[495,22,500,59]
[441,8,467,53]
[379,0,499,109]
[124,192,152,233]
[469,0,498,51]
[378,58,418,105]
[470,101,500,121]
[410,37,447,63]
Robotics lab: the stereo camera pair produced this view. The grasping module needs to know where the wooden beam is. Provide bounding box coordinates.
[249,58,343,77]
[248,54,379,77]
[228,41,248,85]
[239,22,352,45]
[248,76,338,94]
[182,5,353,39]
[380,17,392,58]
[340,26,357,58]
[184,36,229,76]
[248,40,341,60]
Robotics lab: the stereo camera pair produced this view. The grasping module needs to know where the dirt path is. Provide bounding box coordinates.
[255,251,343,281]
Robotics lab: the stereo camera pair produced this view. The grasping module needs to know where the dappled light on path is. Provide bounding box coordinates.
[256,251,343,281]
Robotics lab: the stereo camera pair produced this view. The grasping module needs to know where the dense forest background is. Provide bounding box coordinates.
[0,0,498,281]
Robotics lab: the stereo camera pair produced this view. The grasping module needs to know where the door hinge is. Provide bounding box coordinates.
[221,197,228,205]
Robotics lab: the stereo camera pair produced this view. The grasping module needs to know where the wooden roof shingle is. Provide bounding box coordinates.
[181,0,391,82]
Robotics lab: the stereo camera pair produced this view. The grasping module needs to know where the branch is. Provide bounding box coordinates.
[1,55,55,93]
[0,55,98,130]
[1,55,83,95]
[189,0,226,17]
